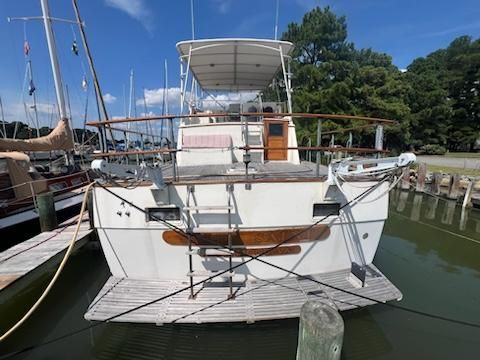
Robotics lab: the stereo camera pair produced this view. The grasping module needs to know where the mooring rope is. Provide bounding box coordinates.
[0,182,95,343]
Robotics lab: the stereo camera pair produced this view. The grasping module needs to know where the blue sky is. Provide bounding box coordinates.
[0,0,479,129]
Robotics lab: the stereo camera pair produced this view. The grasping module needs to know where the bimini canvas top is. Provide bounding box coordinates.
[176,38,294,91]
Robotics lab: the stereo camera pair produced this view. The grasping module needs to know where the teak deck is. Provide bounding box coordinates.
[84,264,402,324]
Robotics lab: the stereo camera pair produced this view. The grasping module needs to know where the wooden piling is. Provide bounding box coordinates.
[431,172,442,195]
[415,163,427,192]
[448,174,461,200]
[296,301,344,360]
[462,180,473,208]
[400,166,411,190]
[36,192,57,232]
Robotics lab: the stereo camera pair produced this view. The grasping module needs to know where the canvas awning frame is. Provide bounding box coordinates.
[176,38,294,114]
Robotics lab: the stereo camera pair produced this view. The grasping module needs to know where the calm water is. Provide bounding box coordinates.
[1,190,479,359]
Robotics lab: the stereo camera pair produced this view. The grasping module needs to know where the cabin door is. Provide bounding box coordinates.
[264,119,288,161]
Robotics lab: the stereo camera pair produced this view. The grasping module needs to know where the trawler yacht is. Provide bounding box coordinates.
[85,38,415,324]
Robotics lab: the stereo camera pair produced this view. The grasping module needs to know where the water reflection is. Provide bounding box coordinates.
[388,189,480,274]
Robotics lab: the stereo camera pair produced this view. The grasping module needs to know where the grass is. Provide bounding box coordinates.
[425,164,480,177]
[443,152,480,159]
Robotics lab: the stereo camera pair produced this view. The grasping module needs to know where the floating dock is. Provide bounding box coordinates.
[85,264,401,324]
[0,215,93,302]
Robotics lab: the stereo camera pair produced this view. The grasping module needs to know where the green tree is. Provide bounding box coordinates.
[281,6,410,150]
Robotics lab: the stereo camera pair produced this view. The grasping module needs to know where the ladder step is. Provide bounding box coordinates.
[184,205,233,211]
[191,227,237,234]
[187,270,235,277]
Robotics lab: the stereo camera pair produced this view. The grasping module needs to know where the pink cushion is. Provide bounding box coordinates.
[183,134,232,148]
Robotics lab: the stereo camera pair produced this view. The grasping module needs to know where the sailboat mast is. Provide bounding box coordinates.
[40,0,67,121]
[0,96,6,139]
[71,0,109,152]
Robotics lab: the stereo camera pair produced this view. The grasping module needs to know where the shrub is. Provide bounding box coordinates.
[419,144,447,155]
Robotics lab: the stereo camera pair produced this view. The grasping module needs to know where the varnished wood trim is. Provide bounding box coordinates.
[162,224,330,246]
[87,112,395,126]
[200,245,301,257]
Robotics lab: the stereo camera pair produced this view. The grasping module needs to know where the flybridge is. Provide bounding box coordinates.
[176,38,294,91]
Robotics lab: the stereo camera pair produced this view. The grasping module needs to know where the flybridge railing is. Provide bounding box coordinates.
[87,113,394,180]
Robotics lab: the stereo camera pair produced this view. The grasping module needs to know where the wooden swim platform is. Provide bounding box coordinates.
[84,264,402,324]
[0,215,93,301]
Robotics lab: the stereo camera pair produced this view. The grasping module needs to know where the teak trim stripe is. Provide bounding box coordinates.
[162,224,330,246]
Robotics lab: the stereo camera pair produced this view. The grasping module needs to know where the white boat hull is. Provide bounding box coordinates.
[92,180,389,281]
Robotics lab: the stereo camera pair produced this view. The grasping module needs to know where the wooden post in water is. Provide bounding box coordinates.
[296,301,344,360]
[462,180,473,208]
[401,166,411,190]
[431,172,442,195]
[448,174,461,200]
[416,163,427,192]
[36,192,58,232]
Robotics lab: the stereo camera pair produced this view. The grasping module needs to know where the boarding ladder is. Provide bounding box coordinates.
[184,184,235,299]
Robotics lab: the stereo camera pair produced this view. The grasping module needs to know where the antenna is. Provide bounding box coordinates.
[190,0,195,40]
[274,0,279,40]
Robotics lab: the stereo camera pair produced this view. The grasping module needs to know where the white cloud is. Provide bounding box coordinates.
[138,87,182,109]
[104,0,154,33]
[103,93,117,104]
[137,88,258,113]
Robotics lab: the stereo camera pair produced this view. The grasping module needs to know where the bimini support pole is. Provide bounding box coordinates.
[279,46,292,114]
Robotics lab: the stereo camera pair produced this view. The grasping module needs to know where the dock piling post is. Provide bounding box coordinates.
[36,192,58,232]
[400,166,411,190]
[462,180,473,209]
[431,172,441,195]
[296,301,344,360]
[447,174,461,200]
[416,163,427,192]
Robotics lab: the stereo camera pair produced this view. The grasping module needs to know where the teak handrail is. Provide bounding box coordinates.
[91,146,387,158]
[86,113,396,127]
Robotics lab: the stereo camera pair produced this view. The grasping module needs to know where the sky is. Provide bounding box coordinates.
[0,0,479,129]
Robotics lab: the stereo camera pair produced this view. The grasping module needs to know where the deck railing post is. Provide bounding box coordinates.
[315,119,322,176]
[296,301,344,360]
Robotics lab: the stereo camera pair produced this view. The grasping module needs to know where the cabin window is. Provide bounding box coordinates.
[146,207,180,222]
[269,123,284,136]
[313,203,340,217]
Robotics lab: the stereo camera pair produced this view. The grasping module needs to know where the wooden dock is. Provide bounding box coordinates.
[84,264,401,324]
[0,215,93,302]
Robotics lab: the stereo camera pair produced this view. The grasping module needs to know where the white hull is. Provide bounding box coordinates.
[93,180,389,281]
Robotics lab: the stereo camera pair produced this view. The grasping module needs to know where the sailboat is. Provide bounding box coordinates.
[83,37,416,324]
[0,0,91,241]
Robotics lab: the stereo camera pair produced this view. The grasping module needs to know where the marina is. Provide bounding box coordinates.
[0,0,478,358]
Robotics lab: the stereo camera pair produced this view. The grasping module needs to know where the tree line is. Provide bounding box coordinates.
[274,7,479,154]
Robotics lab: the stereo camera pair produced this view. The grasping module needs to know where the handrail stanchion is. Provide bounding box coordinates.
[243,115,251,190]
[169,117,178,181]
[316,119,322,176]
